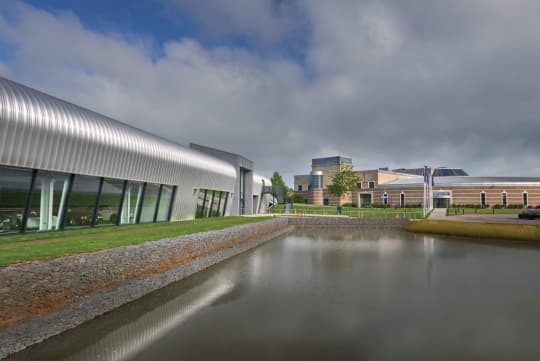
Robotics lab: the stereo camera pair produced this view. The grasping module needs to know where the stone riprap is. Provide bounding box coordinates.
[0,216,409,359]
[0,218,291,359]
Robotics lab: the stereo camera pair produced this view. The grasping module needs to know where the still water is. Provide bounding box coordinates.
[9,228,540,361]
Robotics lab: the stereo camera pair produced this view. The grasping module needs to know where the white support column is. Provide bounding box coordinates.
[122,187,131,224]
[55,178,69,230]
[39,177,53,231]
[134,184,144,222]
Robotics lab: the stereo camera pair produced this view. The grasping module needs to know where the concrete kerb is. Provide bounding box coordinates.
[0,216,408,359]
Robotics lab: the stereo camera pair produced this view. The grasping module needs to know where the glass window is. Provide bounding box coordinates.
[523,192,528,207]
[196,189,206,218]
[481,192,486,208]
[140,183,160,223]
[368,181,375,189]
[502,192,507,207]
[204,191,214,218]
[240,169,246,215]
[400,193,405,208]
[120,181,144,224]
[210,191,221,217]
[298,185,302,191]
[27,171,71,231]
[360,193,372,208]
[156,185,174,222]
[96,178,124,225]
[220,192,228,216]
[0,166,33,233]
[65,175,100,228]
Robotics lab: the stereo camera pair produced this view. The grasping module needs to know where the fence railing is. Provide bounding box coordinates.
[273,207,424,219]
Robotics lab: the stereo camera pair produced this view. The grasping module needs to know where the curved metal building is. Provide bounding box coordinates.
[0,77,266,234]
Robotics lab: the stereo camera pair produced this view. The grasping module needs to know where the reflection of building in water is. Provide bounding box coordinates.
[424,237,435,286]
[61,280,233,361]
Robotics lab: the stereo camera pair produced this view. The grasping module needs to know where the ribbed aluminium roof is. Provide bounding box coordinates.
[0,76,236,183]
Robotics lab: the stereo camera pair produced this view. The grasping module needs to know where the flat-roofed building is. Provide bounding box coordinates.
[294,156,540,208]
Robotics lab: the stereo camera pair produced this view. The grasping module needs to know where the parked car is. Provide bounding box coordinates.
[518,209,540,220]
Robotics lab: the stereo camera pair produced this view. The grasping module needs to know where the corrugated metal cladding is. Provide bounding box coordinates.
[253,173,273,213]
[0,76,237,220]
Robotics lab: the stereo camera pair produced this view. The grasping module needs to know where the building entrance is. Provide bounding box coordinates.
[433,191,451,208]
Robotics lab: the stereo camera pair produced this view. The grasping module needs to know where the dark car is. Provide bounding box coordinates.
[518,209,540,220]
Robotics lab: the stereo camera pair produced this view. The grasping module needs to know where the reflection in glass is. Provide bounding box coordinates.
[140,183,160,223]
[196,190,206,218]
[204,191,213,218]
[220,192,228,216]
[97,179,124,225]
[210,191,221,217]
[156,185,174,222]
[28,171,71,231]
[0,166,32,233]
[120,181,144,225]
[65,175,100,228]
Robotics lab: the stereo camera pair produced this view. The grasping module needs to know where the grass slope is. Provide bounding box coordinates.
[0,217,271,265]
[407,220,540,242]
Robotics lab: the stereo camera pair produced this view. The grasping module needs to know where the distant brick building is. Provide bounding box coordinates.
[294,157,540,208]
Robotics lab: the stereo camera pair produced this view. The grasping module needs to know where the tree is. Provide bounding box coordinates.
[270,171,291,203]
[327,168,360,205]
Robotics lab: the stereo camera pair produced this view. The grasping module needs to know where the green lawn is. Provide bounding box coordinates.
[0,216,271,265]
[447,207,523,215]
[407,220,540,242]
[274,203,424,219]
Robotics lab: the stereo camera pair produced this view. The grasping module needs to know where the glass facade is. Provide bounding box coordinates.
[121,181,144,225]
[28,171,71,231]
[220,192,228,216]
[0,167,33,233]
[140,183,160,223]
[196,189,228,218]
[0,164,232,234]
[196,190,207,218]
[97,178,125,225]
[239,168,246,215]
[65,175,101,228]
[210,191,221,217]
[156,185,174,222]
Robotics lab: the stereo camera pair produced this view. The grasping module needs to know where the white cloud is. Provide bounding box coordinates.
[1,1,540,183]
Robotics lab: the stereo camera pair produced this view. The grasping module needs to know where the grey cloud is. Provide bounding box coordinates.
[160,0,306,48]
[1,1,540,185]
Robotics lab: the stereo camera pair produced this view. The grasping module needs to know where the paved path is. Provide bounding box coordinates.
[428,208,447,220]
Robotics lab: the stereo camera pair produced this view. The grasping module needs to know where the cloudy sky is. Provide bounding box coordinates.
[1,0,539,184]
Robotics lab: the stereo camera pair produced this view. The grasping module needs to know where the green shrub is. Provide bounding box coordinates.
[291,193,305,204]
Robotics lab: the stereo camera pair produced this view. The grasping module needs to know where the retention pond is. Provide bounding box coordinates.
[9,228,540,360]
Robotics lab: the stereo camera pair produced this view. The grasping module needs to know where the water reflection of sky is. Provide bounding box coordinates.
[10,228,540,361]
